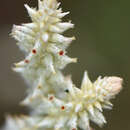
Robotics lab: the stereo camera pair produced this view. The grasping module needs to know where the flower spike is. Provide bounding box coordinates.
[3,0,123,130]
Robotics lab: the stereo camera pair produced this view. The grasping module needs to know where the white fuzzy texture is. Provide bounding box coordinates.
[3,0,123,130]
[12,0,76,88]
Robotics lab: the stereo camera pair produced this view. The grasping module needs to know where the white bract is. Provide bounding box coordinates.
[2,0,123,130]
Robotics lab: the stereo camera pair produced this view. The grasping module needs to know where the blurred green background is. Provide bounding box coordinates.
[0,0,129,129]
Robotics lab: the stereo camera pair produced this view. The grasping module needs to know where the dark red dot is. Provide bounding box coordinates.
[24,60,29,63]
[49,96,54,101]
[59,50,64,56]
[61,106,65,110]
[72,128,76,130]
[32,49,37,54]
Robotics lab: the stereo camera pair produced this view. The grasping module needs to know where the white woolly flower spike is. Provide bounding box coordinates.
[3,0,123,130]
[16,72,122,130]
[11,0,76,86]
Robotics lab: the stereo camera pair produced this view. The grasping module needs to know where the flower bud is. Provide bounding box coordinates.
[107,77,123,95]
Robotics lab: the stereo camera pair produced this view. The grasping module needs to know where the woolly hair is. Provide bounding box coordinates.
[2,0,123,130]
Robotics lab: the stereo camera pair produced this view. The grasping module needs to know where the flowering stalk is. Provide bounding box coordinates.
[3,0,123,130]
